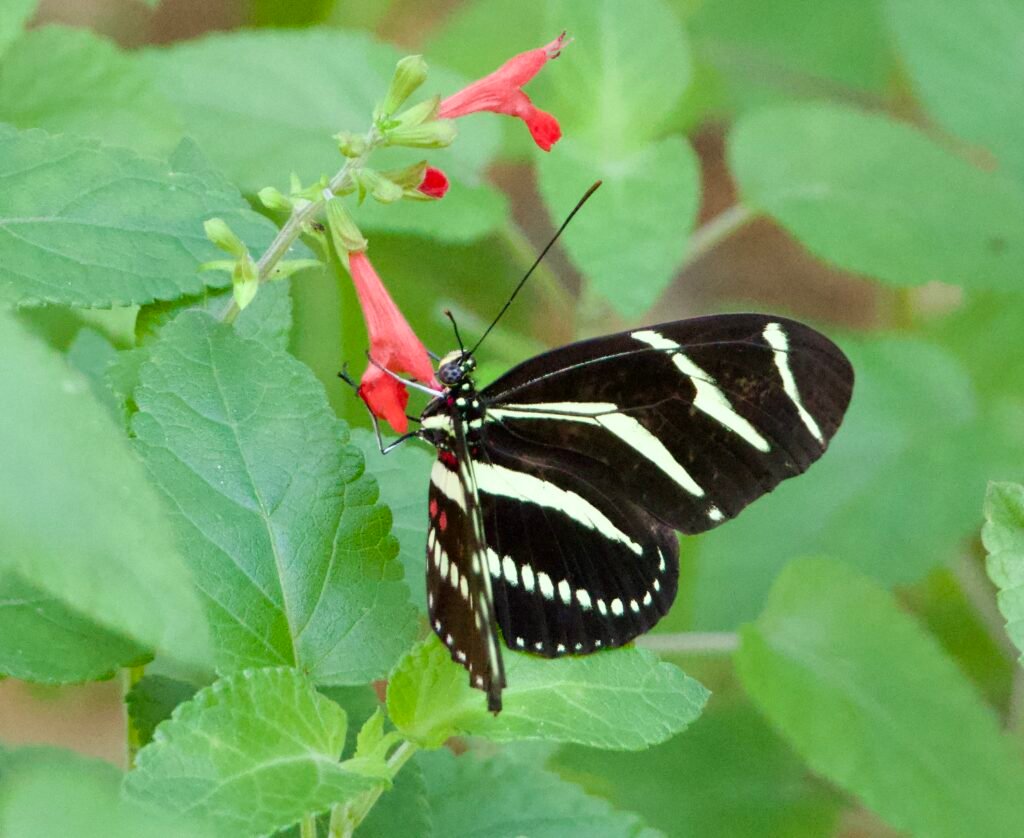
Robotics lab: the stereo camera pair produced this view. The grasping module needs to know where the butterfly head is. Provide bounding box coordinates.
[437,350,477,387]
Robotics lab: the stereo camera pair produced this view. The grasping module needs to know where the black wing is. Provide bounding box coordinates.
[475,429,680,658]
[425,409,506,711]
[472,314,852,657]
[479,314,853,534]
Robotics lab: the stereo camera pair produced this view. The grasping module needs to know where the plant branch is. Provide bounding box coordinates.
[636,631,740,655]
[328,739,419,837]
[683,203,757,270]
[219,128,381,324]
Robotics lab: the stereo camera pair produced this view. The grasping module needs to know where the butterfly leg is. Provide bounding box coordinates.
[337,367,422,455]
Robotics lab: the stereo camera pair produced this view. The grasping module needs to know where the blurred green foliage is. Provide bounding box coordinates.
[1,0,1024,835]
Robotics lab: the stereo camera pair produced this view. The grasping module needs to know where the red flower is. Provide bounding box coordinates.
[439,34,567,152]
[348,251,438,434]
[418,166,449,198]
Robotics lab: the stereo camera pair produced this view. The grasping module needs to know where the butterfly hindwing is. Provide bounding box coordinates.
[474,428,679,657]
[480,314,853,535]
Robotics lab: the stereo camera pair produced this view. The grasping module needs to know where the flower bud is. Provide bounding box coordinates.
[258,186,293,213]
[232,254,259,311]
[375,55,429,122]
[324,197,368,253]
[414,166,449,200]
[289,173,331,201]
[385,119,457,149]
[354,169,405,204]
[204,217,247,258]
[335,130,368,158]
[268,258,322,280]
[380,161,428,190]
[393,95,440,128]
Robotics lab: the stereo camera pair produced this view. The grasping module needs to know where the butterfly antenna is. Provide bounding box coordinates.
[444,308,466,354]
[468,180,602,355]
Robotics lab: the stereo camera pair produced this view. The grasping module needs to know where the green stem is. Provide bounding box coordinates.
[953,554,1017,661]
[574,279,624,340]
[684,203,757,269]
[636,632,740,655]
[122,663,146,769]
[1008,668,1024,734]
[219,128,383,324]
[892,286,916,330]
[300,813,319,838]
[328,740,419,837]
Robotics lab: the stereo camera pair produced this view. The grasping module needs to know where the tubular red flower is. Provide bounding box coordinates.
[348,250,438,434]
[439,34,567,151]
[418,166,449,198]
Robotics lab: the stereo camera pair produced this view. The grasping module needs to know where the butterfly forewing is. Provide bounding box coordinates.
[480,315,853,534]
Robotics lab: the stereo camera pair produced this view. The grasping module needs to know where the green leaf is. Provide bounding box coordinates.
[125,668,383,837]
[0,572,147,683]
[0,747,215,838]
[318,684,382,757]
[729,103,1024,290]
[553,701,839,838]
[0,311,210,667]
[388,635,708,750]
[66,327,122,418]
[0,127,279,307]
[126,674,200,748]
[419,748,654,836]
[983,482,1024,664]
[545,0,692,150]
[132,312,417,682]
[693,336,999,628]
[536,136,701,317]
[426,0,545,79]
[351,429,432,612]
[885,0,1024,187]
[136,277,295,353]
[0,0,36,58]
[737,559,1024,838]
[142,29,504,240]
[691,0,893,111]
[0,26,182,155]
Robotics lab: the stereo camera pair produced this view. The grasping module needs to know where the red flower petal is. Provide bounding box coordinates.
[439,33,567,151]
[347,251,438,433]
[418,166,449,198]
[358,367,411,434]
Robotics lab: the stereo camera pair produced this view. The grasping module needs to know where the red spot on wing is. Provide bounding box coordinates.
[429,498,438,518]
[439,510,448,531]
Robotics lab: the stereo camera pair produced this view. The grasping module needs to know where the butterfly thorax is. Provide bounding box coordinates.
[419,350,486,462]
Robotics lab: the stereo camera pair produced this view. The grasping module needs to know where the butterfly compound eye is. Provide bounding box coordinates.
[438,361,463,386]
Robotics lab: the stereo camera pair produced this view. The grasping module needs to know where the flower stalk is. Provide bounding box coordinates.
[328,739,419,838]
[219,128,382,323]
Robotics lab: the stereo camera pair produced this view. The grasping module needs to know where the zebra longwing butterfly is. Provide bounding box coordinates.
[408,313,853,711]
